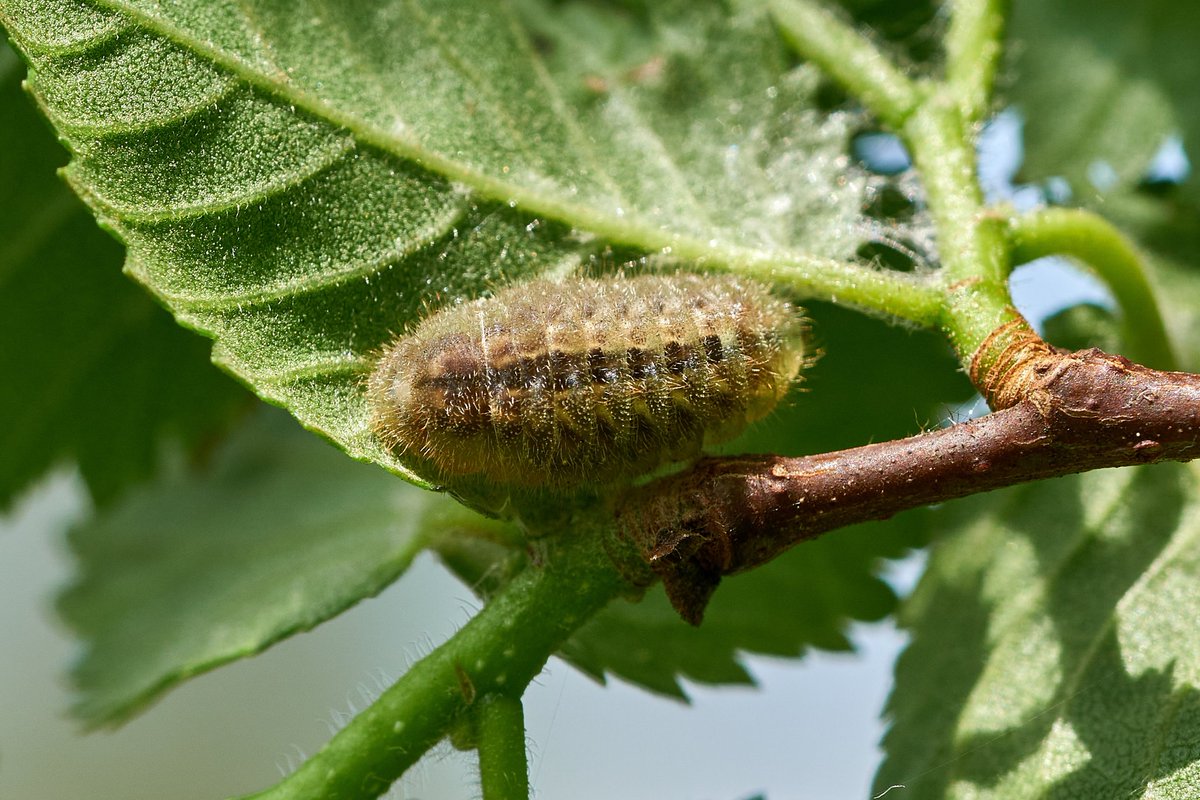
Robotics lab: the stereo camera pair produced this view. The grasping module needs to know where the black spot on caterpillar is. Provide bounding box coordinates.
[368,273,807,490]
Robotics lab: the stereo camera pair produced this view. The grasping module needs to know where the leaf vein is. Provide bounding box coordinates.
[602,91,717,229]
[495,0,633,206]
[75,135,356,222]
[139,198,469,311]
[36,72,238,138]
[3,15,131,58]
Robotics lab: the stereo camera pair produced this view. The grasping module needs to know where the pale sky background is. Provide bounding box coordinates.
[0,477,909,800]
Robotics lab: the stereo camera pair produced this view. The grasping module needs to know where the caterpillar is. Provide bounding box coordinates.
[368,273,807,490]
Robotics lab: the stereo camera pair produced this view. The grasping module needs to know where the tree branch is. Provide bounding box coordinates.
[618,345,1200,623]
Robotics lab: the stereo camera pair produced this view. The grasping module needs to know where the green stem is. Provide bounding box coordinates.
[902,99,1020,362]
[475,694,531,800]
[768,0,921,129]
[240,532,627,800]
[769,0,1021,373]
[1009,207,1177,370]
[944,0,1007,124]
[702,253,945,328]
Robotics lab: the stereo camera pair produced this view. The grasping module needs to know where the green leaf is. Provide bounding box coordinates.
[834,0,941,66]
[0,34,248,508]
[1007,2,1200,202]
[876,464,1200,799]
[0,0,872,487]
[7,0,973,721]
[1003,4,1200,375]
[58,407,449,726]
[1041,303,1123,354]
[1095,191,1200,372]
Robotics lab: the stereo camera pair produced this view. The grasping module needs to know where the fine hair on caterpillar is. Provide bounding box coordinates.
[368,272,809,492]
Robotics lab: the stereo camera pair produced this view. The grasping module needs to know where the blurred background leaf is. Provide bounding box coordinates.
[1007,1,1200,205]
[0,34,250,510]
[58,407,453,726]
[1004,2,1200,369]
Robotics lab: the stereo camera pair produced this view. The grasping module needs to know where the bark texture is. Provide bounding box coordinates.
[619,334,1200,623]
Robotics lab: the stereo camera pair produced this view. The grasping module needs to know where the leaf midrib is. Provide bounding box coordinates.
[88,0,841,279]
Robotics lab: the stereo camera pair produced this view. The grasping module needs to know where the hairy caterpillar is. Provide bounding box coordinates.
[368,273,807,490]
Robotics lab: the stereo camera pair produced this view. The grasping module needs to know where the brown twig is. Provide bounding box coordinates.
[618,343,1200,623]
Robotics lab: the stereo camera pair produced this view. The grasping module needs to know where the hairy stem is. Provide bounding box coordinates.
[770,0,1021,372]
[706,252,945,328]
[944,0,1007,123]
[241,531,626,800]
[902,99,1021,363]
[622,348,1200,622]
[1009,207,1177,370]
[476,694,531,800]
[768,0,921,128]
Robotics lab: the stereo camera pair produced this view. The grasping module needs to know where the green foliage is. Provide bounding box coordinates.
[1099,192,1200,372]
[1,0,969,737]
[58,408,446,726]
[877,465,1200,799]
[873,6,1200,798]
[3,1,1200,799]
[0,35,248,509]
[1006,2,1200,374]
[835,0,941,65]
[59,313,961,724]
[1041,303,1122,354]
[1,0,871,487]
[1009,2,1200,205]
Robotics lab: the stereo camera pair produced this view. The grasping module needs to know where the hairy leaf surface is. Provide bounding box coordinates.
[0,36,248,508]
[1,0,873,487]
[876,464,1200,799]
